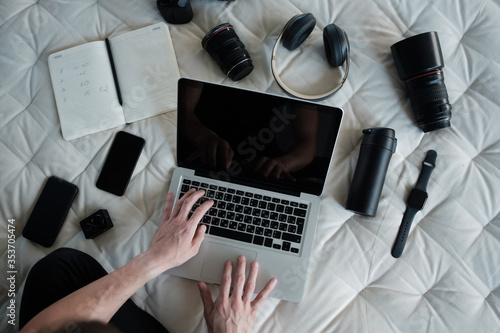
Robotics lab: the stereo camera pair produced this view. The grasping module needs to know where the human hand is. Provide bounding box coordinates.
[198,256,277,333]
[145,189,213,275]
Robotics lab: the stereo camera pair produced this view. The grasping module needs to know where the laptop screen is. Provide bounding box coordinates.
[177,78,343,196]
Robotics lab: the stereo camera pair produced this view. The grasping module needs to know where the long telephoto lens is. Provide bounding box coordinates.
[391,31,452,132]
[202,23,254,81]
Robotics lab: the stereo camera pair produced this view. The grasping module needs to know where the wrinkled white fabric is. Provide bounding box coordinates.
[1,1,499,332]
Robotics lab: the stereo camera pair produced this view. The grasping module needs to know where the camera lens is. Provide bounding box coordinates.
[156,0,193,24]
[91,215,104,227]
[202,23,254,81]
[391,31,452,132]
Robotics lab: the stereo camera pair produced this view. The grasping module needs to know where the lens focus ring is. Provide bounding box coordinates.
[405,71,452,132]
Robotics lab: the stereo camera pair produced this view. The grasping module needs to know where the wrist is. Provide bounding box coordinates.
[130,250,169,282]
[212,320,252,333]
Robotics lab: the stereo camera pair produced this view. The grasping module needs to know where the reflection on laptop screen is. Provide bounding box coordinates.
[177,79,343,196]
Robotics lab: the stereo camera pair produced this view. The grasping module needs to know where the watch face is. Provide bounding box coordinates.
[407,188,428,210]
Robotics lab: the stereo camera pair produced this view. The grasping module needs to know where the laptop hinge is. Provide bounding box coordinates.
[194,170,302,197]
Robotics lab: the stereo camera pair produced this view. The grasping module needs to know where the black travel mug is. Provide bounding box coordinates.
[346,128,397,216]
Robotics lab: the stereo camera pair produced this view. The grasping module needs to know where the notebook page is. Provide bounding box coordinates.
[49,41,126,141]
[109,22,180,123]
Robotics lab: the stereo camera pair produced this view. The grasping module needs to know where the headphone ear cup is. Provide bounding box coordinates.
[282,13,316,51]
[323,24,348,67]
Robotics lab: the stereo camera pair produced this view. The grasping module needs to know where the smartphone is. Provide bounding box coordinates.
[96,131,145,196]
[22,176,79,247]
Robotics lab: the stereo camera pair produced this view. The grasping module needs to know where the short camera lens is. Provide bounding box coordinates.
[202,23,254,81]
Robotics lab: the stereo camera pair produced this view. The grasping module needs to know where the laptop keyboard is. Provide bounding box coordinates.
[179,178,308,254]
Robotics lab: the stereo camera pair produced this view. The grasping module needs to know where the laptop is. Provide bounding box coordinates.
[167,78,343,302]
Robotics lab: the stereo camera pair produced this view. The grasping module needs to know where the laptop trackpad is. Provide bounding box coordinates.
[201,242,257,283]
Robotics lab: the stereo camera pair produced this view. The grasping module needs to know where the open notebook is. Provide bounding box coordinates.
[48,22,180,141]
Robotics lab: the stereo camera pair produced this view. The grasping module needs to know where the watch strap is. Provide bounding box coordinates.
[391,206,418,258]
[414,150,437,191]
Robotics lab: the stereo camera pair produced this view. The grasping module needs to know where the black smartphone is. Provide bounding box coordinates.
[96,131,145,196]
[22,176,79,247]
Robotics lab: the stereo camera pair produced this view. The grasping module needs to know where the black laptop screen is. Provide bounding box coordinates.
[177,78,343,196]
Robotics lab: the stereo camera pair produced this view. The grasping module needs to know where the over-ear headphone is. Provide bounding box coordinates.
[271,13,350,100]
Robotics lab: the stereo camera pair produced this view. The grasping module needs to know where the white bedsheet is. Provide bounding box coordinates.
[1,0,499,332]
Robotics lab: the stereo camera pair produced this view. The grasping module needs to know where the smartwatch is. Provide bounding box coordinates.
[391,150,437,258]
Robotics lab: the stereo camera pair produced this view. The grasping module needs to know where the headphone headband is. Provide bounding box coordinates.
[271,15,350,101]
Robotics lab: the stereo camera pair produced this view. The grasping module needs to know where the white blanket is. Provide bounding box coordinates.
[1,0,499,332]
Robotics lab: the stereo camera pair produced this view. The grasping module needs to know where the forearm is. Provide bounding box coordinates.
[20,189,210,333]
[20,251,160,333]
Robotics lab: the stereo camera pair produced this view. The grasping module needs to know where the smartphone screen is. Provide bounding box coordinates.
[22,176,79,247]
[96,131,145,196]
